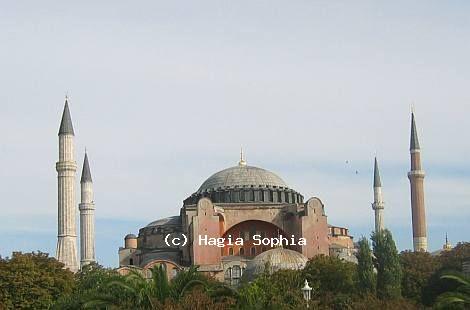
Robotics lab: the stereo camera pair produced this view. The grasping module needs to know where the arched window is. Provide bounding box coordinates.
[224,267,232,280]
[239,248,245,256]
[229,247,234,256]
[249,229,256,240]
[232,265,241,279]
[250,247,256,256]
[248,190,254,201]
[129,258,134,265]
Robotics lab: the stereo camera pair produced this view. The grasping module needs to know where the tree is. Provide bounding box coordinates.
[302,254,357,296]
[422,242,470,306]
[85,265,233,309]
[236,268,304,309]
[357,237,376,295]
[52,262,132,309]
[0,251,75,309]
[399,250,439,303]
[435,271,470,309]
[439,242,470,271]
[371,229,402,299]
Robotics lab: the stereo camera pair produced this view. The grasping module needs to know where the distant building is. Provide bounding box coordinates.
[328,225,357,263]
[463,260,470,276]
[431,234,453,256]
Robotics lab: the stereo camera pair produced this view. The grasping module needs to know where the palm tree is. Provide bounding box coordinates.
[435,271,470,309]
[83,265,234,309]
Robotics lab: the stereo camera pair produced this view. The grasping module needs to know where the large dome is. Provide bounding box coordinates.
[197,165,288,193]
[183,159,304,205]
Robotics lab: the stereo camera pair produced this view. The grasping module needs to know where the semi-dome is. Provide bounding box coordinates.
[197,165,288,193]
[244,247,308,279]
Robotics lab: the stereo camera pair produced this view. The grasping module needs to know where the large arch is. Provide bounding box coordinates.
[142,259,182,280]
[220,220,289,257]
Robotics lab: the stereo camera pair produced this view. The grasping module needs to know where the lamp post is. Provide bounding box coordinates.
[301,279,312,308]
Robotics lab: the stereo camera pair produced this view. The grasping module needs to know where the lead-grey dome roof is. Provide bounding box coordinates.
[197,165,288,193]
[244,248,308,279]
[146,216,181,228]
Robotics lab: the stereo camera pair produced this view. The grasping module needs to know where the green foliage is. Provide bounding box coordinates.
[422,243,470,306]
[372,229,402,300]
[164,287,235,310]
[236,269,304,309]
[434,271,470,309]
[0,251,75,309]
[438,242,470,271]
[80,265,234,309]
[53,262,132,309]
[357,237,376,295]
[349,293,419,310]
[399,250,439,303]
[302,254,357,295]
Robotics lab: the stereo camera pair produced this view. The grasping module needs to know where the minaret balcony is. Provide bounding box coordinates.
[56,161,77,171]
[371,202,384,210]
[407,170,425,178]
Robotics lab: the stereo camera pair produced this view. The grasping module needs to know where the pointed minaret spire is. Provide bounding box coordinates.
[58,98,75,136]
[410,112,420,150]
[80,151,93,183]
[372,157,385,233]
[373,157,382,188]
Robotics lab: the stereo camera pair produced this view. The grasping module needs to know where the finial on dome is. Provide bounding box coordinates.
[239,147,247,166]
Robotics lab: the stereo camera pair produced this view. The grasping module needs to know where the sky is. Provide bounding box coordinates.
[1,1,470,267]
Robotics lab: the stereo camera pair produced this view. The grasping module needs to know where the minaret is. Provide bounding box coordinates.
[56,98,79,272]
[372,157,385,233]
[79,151,96,268]
[443,233,452,251]
[408,112,428,252]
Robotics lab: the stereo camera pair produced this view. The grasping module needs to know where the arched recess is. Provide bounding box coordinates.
[116,266,143,277]
[214,211,225,236]
[221,220,289,257]
[142,259,182,280]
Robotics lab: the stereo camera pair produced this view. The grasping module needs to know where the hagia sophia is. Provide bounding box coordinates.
[53,98,436,283]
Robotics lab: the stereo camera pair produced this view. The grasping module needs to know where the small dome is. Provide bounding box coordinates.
[197,165,288,193]
[125,234,137,239]
[245,247,308,278]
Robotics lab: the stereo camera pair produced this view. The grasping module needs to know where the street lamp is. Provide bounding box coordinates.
[301,279,312,308]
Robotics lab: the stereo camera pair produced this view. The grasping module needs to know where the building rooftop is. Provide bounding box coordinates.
[146,216,181,228]
[197,164,289,193]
